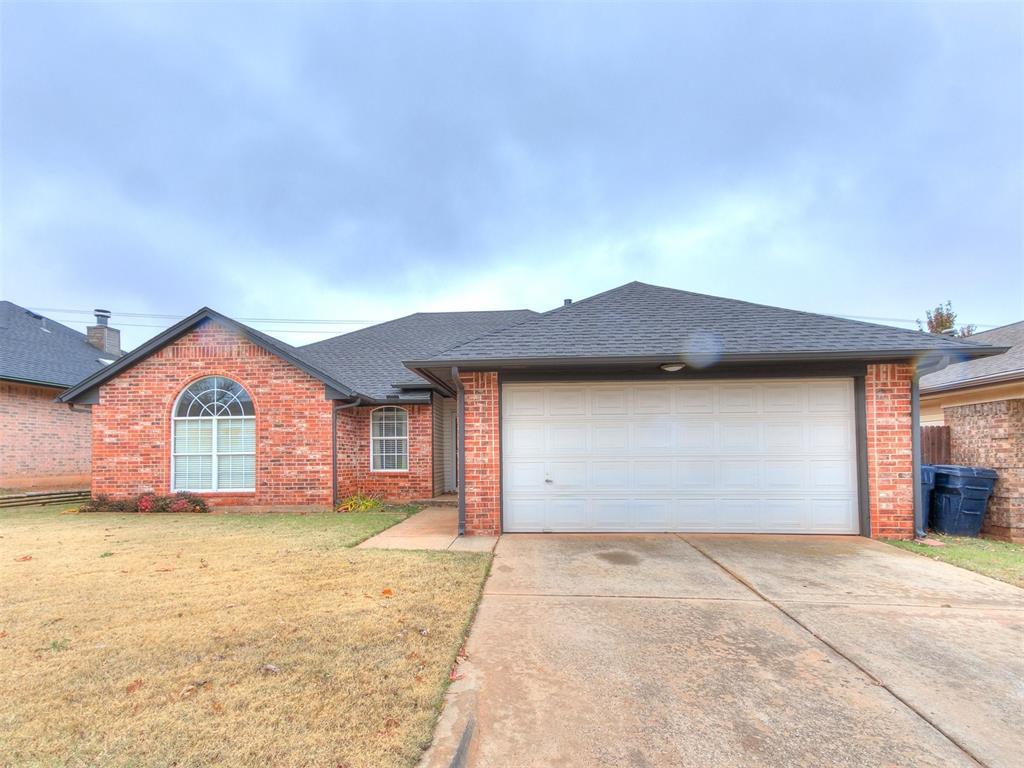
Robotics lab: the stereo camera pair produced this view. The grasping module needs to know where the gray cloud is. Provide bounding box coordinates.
[2,2,1021,349]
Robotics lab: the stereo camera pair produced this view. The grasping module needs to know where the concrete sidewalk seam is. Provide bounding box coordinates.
[676,534,991,768]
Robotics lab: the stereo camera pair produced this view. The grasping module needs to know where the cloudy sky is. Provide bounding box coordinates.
[2,1,1021,350]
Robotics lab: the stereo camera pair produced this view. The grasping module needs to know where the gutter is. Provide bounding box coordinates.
[405,345,1010,370]
[331,398,362,509]
[911,373,925,539]
[452,367,466,536]
[921,367,1024,396]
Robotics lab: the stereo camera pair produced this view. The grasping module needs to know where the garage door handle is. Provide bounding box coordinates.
[544,478,553,484]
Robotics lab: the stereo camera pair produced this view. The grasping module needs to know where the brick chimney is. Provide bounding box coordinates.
[86,309,122,357]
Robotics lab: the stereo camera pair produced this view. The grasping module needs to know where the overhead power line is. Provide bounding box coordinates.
[28,306,1001,332]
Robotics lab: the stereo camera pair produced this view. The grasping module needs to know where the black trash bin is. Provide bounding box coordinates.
[929,465,998,536]
[920,464,936,532]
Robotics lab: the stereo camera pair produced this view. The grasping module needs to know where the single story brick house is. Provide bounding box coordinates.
[59,282,1002,538]
[921,321,1023,541]
[0,302,123,490]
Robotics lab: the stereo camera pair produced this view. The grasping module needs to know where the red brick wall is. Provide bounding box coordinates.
[865,362,915,538]
[336,404,434,501]
[0,381,92,490]
[945,398,1024,542]
[91,320,333,506]
[460,372,500,535]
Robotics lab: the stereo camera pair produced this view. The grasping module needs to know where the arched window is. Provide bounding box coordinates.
[370,406,408,471]
[172,376,255,491]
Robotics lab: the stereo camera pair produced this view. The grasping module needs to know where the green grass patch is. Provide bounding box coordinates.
[888,534,1024,588]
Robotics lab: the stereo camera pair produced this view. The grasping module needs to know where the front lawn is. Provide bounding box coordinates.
[0,504,491,768]
[887,534,1024,588]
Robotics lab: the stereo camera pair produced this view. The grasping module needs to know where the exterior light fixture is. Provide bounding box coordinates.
[659,362,685,372]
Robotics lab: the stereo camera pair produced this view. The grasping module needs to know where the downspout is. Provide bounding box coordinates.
[911,370,924,539]
[332,398,362,509]
[452,367,466,536]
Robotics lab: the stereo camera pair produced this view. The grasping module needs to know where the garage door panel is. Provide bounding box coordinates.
[502,379,858,534]
[634,500,673,529]
[548,424,589,453]
[718,384,759,413]
[548,388,587,416]
[635,387,673,414]
[634,461,674,489]
[675,385,715,413]
[720,422,760,451]
[719,460,760,489]
[763,383,804,412]
[678,421,716,451]
[677,460,716,489]
[591,461,629,489]
[635,422,673,450]
[592,423,630,452]
[764,422,805,450]
[764,460,806,489]
[590,387,629,415]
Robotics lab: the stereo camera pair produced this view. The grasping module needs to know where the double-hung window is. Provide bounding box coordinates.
[371,406,408,471]
[172,376,255,491]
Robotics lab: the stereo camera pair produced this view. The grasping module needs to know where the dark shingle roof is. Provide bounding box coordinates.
[920,321,1024,393]
[301,310,537,400]
[411,282,997,365]
[0,301,119,388]
[59,306,536,404]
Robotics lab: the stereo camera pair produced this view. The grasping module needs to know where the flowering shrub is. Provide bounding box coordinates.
[79,492,210,514]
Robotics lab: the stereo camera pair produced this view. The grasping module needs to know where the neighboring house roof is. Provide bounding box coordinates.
[300,310,538,401]
[59,306,537,405]
[919,321,1024,394]
[408,282,999,367]
[0,301,120,388]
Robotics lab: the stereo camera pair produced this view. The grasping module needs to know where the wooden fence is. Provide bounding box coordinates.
[921,426,951,465]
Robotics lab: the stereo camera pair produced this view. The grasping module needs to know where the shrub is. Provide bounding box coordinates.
[79,492,210,514]
[335,493,384,514]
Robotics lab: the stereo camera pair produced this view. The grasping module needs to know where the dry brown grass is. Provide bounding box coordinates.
[0,506,491,768]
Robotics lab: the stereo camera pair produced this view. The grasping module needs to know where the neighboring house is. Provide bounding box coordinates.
[58,282,1000,539]
[0,303,123,490]
[921,321,1024,541]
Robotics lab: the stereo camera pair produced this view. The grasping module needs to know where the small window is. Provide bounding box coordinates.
[371,406,408,471]
[172,376,255,491]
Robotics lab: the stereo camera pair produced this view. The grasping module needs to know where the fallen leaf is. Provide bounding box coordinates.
[126,679,143,694]
[155,567,174,572]
[260,664,280,675]
[14,555,32,562]
[381,588,393,597]
[0,631,8,639]
[199,559,209,569]
[179,684,196,699]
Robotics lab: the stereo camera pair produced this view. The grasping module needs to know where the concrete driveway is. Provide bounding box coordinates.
[423,534,1024,768]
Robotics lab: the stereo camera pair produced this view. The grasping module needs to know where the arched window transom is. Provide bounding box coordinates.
[172,376,255,491]
[371,406,408,471]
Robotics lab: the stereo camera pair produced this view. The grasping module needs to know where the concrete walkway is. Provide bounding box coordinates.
[357,507,497,552]
[423,534,1024,768]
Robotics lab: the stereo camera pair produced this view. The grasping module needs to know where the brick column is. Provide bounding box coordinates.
[459,371,501,535]
[865,362,915,538]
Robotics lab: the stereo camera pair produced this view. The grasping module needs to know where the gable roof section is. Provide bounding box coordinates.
[0,301,120,388]
[407,282,1001,367]
[300,310,538,400]
[920,321,1024,393]
[58,307,361,403]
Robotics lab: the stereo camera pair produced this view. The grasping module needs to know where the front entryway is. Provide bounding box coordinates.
[502,379,859,533]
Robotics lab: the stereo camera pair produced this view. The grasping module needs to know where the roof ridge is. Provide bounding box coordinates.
[617,281,989,349]
[403,308,544,361]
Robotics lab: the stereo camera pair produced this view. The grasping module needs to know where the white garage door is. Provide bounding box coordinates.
[502,379,859,533]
